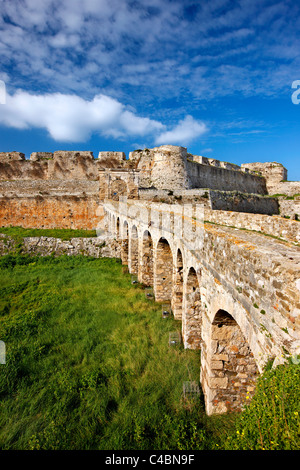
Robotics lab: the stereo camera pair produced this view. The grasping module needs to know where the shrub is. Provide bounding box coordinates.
[224,359,300,450]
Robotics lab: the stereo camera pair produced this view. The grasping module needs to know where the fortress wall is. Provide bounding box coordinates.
[138,188,212,205]
[270,181,300,197]
[138,188,278,215]
[0,159,49,180]
[278,196,300,220]
[0,151,101,230]
[186,160,267,194]
[0,179,101,229]
[241,162,287,194]
[0,151,100,181]
[0,195,100,230]
[0,180,99,198]
[209,190,279,215]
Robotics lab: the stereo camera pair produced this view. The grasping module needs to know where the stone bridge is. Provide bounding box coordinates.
[101,198,300,415]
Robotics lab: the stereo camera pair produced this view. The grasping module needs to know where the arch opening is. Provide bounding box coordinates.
[202,308,259,415]
[129,225,139,275]
[121,221,129,265]
[116,217,120,239]
[171,249,184,320]
[111,214,116,237]
[155,237,173,302]
[139,230,154,286]
[183,267,202,350]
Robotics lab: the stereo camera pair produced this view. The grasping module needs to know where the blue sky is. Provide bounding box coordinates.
[0,0,299,180]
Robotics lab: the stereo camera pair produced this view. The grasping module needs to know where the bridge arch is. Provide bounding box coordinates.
[154,237,174,302]
[201,305,260,415]
[139,230,154,286]
[129,225,139,275]
[171,248,184,320]
[116,217,120,239]
[182,266,202,349]
[121,220,129,265]
[111,214,116,237]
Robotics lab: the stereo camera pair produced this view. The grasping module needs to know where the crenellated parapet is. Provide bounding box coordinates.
[0,145,298,228]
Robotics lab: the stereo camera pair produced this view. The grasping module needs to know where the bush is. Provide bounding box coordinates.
[225,360,300,450]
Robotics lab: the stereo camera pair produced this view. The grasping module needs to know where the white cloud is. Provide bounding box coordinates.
[0,90,209,147]
[0,90,165,142]
[155,115,208,146]
[1,0,299,105]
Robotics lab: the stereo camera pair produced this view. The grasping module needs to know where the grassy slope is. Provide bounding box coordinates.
[0,255,226,450]
[0,226,97,241]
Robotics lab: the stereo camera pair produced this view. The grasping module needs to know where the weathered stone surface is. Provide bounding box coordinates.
[0,144,299,417]
[0,151,25,161]
[105,199,300,415]
[0,234,120,258]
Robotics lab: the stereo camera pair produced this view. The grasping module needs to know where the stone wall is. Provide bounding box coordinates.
[240,161,300,201]
[186,159,267,194]
[273,181,300,197]
[209,190,279,215]
[0,146,298,233]
[138,188,279,215]
[138,188,212,205]
[241,161,287,194]
[0,151,102,229]
[130,145,267,195]
[278,196,300,220]
[203,208,300,245]
[0,195,100,229]
[0,151,100,180]
[0,234,120,258]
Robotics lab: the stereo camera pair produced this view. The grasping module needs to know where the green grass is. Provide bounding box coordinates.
[224,360,300,450]
[0,254,229,450]
[0,253,298,450]
[0,226,97,241]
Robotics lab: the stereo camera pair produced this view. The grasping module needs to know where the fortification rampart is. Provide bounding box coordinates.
[138,188,279,215]
[0,150,100,180]
[186,159,267,194]
[0,145,298,229]
[241,161,300,197]
[129,145,267,194]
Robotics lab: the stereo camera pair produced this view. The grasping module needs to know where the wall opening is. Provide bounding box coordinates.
[155,237,173,302]
[121,220,129,265]
[172,249,184,320]
[206,309,259,414]
[183,267,202,349]
[112,214,116,237]
[139,230,154,286]
[116,217,120,239]
[129,225,139,275]
[110,178,127,200]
